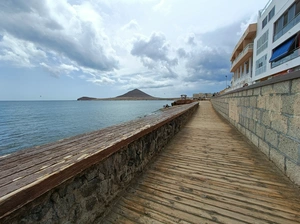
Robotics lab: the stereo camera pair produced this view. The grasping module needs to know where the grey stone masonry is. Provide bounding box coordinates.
[211,70,300,186]
[0,102,198,224]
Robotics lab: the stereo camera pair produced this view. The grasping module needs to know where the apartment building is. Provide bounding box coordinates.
[230,0,300,90]
[253,0,300,82]
[230,24,257,90]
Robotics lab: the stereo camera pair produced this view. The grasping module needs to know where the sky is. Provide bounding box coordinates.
[0,0,269,100]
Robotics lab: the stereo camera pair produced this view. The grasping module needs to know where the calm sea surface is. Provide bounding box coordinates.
[0,100,172,156]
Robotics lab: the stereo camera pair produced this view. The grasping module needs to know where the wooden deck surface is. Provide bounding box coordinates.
[102,101,300,224]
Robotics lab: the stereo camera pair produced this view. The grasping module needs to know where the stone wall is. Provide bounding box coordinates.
[1,102,198,224]
[211,71,300,186]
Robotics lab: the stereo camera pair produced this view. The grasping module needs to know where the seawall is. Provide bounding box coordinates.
[211,71,300,186]
[0,102,198,223]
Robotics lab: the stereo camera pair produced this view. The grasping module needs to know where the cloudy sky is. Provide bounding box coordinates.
[0,0,268,100]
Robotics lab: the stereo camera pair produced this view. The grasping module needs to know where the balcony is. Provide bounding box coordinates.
[274,13,300,42]
[230,43,253,72]
[271,48,300,68]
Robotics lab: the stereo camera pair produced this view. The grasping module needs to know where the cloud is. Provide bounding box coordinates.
[186,33,197,46]
[237,13,258,36]
[0,0,119,71]
[177,48,187,58]
[131,32,178,69]
[184,47,231,82]
[153,0,171,15]
[0,34,46,67]
[122,20,140,31]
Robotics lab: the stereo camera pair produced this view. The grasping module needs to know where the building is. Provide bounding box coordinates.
[229,0,300,90]
[253,0,300,82]
[230,24,257,90]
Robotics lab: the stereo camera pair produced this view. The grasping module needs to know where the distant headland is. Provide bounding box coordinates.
[77,89,177,101]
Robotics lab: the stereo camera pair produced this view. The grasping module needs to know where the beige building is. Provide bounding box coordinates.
[230,23,257,90]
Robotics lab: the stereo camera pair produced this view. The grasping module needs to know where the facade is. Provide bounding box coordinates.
[230,24,257,90]
[253,0,300,82]
[230,0,300,90]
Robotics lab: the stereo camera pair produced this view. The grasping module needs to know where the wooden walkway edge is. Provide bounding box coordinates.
[102,101,300,224]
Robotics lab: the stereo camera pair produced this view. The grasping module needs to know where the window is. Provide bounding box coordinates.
[268,6,275,21]
[262,16,268,29]
[297,0,300,15]
[273,1,300,41]
[255,54,267,76]
[257,30,269,55]
[245,61,249,74]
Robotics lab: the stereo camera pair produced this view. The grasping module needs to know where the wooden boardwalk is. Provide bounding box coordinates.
[102,101,300,224]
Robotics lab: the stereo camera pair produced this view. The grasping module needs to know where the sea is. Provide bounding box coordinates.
[0,100,173,156]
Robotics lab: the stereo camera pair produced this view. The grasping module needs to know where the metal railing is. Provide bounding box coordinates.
[231,43,253,68]
[271,48,300,68]
[274,13,300,42]
[259,0,273,18]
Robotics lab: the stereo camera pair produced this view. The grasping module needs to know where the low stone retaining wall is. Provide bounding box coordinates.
[0,102,198,223]
[211,71,300,186]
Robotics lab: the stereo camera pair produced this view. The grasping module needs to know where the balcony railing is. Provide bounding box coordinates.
[274,13,300,42]
[271,48,300,68]
[231,43,253,68]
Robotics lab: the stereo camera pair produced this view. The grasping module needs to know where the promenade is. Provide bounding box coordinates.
[102,101,300,223]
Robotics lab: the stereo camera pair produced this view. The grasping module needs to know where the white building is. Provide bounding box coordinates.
[230,24,257,90]
[230,0,300,90]
[253,0,300,82]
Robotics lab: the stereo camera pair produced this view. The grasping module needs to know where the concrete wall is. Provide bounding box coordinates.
[211,71,300,186]
[1,103,198,224]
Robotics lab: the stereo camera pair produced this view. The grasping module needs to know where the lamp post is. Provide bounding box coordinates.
[225,75,227,88]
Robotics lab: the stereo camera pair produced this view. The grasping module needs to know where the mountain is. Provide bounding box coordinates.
[116,89,154,99]
[77,89,163,100]
[77,96,97,101]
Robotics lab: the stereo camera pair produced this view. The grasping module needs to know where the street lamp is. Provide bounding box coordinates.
[225,75,227,88]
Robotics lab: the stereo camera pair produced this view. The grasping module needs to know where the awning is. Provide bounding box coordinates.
[269,37,295,62]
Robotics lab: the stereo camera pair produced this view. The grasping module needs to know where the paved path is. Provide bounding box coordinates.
[102,101,300,224]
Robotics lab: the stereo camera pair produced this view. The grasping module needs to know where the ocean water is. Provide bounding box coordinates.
[0,100,172,156]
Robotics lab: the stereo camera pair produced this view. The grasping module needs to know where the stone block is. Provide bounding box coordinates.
[291,78,300,94]
[245,129,252,141]
[249,96,257,108]
[256,123,266,140]
[273,81,290,94]
[288,116,300,140]
[247,108,253,118]
[257,95,266,109]
[278,135,299,161]
[251,134,259,147]
[270,148,285,173]
[253,109,261,122]
[248,119,256,133]
[253,87,261,96]
[266,95,282,113]
[259,139,270,157]
[286,159,300,186]
[281,95,300,115]
[270,113,288,134]
[262,111,271,127]
[247,89,253,96]
[261,85,274,96]
[265,128,278,147]
[244,98,250,107]
[294,94,300,116]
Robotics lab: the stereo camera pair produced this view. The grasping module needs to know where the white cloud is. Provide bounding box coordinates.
[122,20,140,31]
[0,35,46,67]
[0,0,119,71]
